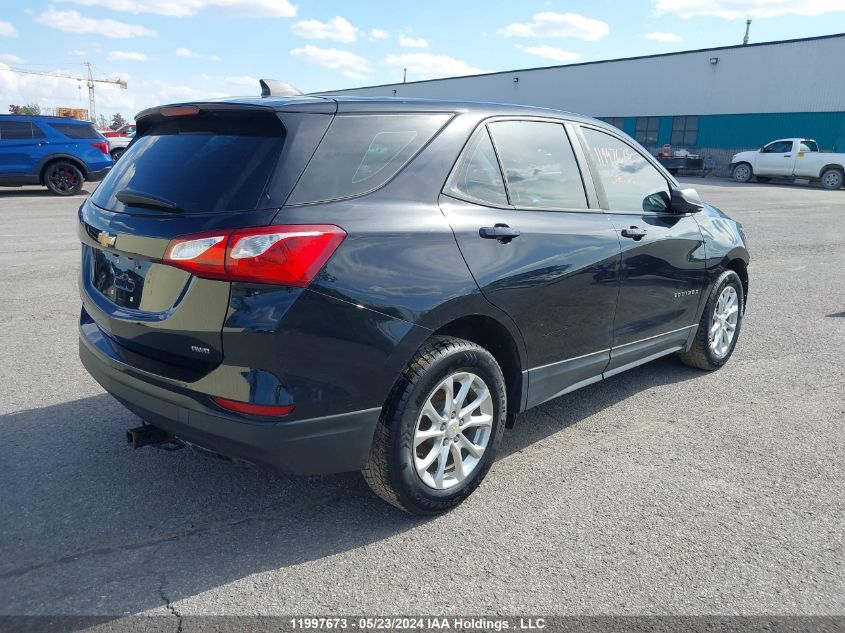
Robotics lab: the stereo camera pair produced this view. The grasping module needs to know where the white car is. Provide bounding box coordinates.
[106,131,134,162]
[730,138,845,189]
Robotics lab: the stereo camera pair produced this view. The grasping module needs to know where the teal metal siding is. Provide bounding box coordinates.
[658,117,673,146]
[697,112,845,150]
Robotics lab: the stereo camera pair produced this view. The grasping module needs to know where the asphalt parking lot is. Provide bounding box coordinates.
[0,178,843,619]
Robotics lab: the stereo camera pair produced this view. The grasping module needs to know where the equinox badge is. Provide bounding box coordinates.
[97,231,117,248]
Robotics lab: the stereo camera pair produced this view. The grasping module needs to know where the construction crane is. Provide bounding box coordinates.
[2,63,127,122]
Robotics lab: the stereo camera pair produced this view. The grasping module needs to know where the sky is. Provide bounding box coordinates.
[1,0,844,122]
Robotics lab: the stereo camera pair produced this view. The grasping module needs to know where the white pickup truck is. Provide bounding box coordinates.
[730,138,844,189]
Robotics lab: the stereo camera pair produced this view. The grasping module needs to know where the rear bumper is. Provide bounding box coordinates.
[79,321,381,475]
[86,167,111,182]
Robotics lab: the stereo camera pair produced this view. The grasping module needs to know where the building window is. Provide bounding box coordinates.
[602,117,625,130]
[634,117,659,146]
[670,116,698,146]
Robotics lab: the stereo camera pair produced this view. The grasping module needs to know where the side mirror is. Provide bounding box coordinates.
[669,187,704,214]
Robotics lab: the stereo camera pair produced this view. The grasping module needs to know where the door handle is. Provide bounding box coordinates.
[479,224,521,243]
[620,226,647,240]
[784,155,792,158]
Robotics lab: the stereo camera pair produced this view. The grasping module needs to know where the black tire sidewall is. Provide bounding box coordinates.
[389,346,506,514]
[733,163,752,183]
[45,162,84,196]
[701,270,744,368]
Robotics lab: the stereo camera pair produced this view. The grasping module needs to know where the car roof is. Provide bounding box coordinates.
[0,114,93,124]
[136,95,600,126]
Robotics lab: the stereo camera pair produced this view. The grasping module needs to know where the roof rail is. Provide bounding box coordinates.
[259,79,303,97]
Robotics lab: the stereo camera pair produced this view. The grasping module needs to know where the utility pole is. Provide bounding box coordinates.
[743,19,751,45]
[403,67,407,83]
[85,62,96,122]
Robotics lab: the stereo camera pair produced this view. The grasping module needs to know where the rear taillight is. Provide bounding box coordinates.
[163,224,346,287]
[91,141,110,156]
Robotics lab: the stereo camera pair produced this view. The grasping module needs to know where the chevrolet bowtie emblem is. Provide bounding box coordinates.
[97,231,117,248]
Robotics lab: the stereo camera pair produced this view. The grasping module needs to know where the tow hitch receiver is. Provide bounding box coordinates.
[126,424,180,450]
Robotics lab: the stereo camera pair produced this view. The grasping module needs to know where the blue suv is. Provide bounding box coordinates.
[0,115,112,196]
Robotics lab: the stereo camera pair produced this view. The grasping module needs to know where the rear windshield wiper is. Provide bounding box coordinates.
[115,189,182,213]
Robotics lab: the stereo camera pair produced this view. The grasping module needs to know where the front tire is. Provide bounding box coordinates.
[43,161,84,196]
[111,148,125,162]
[363,336,507,515]
[678,270,745,371]
[732,163,753,183]
[820,168,843,190]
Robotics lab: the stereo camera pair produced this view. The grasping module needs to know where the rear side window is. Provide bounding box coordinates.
[444,128,508,207]
[489,120,587,210]
[581,127,669,213]
[287,113,451,205]
[799,140,818,152]
[49,122,101,139]
[91,110,285,214]
[0,121,36,140]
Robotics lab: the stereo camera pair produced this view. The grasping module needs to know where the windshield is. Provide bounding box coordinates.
[91,110,285,214]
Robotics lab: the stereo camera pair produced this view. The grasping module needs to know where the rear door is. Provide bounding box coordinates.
[575,124,705,375]
[757,140,796,176]
[440,118,621,408]
[79,106,328,376]
[0,120,38,175]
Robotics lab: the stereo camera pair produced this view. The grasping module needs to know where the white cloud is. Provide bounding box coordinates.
[520,45,580,62]
[59,0,297,18]
[35,9,156,38]
[399,35,428,48]
[71,49,88,56]
[384,53,485,80]
[499,12,609,41]
[107,50,147,61]
[342,70,368,81]
[0,53,23,63]
[223,74,259,85]
[653,0,845,19]
[176,47,201,57]
[210,54,221,61]
[368,28,389,41]
[0,21,17,37]
[291,16,358,43]
[645,31,683,42]
[290,45,372,73]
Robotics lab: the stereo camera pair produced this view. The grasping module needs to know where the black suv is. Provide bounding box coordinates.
[78,93,749,514]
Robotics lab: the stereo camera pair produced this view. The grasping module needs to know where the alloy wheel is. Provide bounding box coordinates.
[412,371,493,490]
[710,286,739,358]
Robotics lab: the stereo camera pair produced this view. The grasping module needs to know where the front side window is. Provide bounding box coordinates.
[670,116,698,146]
[488,120,587,210]
[288,113,452,205]
[634,117,659,146]
[444,128,508,207]
[581,126,669,213]
[0,121,34,140]
[762,141,793,153]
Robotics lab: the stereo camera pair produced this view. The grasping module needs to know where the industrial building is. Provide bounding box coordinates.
[322,33,845,176]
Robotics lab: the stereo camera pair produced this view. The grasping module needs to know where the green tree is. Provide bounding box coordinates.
[95,114,109,130]
[110,113,126,130]
[19,103,41,115]
[8,104,22,114]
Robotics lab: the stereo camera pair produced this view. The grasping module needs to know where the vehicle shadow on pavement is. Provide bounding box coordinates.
[0,189,93,198]
[0,356,701,618]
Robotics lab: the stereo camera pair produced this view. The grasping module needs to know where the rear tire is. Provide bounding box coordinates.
[678,270,744,371]
[111,148,125,162]
[43,161,84,196]
[363,336,507,515]
[820,168,843,190]
[732,163,753,183]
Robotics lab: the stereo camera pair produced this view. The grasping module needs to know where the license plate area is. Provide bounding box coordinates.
[91,248,151,310]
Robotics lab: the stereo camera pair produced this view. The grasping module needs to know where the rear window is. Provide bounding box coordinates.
[49,122,101,139]
[91,110,285,214]
[287,113,451,205]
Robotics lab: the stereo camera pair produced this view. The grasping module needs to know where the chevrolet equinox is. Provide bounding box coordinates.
[78,91,750,514]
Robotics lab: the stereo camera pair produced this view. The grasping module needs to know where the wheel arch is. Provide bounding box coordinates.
[39,155,88,183]
[724,257,749,309]
[818,163,844,178]
[431,313,527,421]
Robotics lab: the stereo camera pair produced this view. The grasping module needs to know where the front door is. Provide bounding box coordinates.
[440,119,621,408]
[757,140,796,176]
[576,125,706,375]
